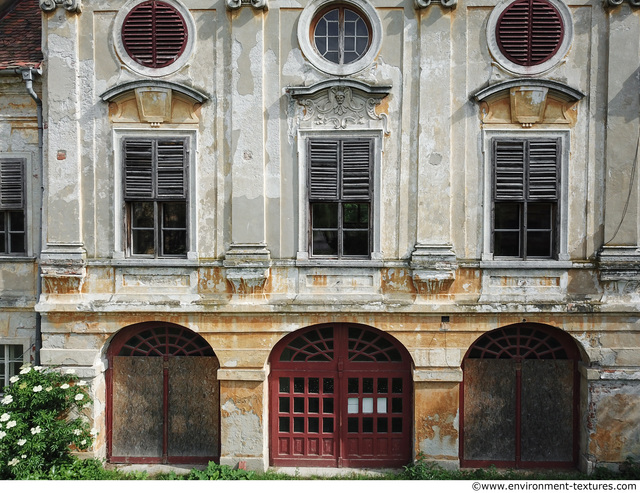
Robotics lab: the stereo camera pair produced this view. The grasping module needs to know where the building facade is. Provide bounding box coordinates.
[1,0,639,472]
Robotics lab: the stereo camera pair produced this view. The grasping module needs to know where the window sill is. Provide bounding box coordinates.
[0,256,36,263]
[296,258,384,268]
[480,260,573,270]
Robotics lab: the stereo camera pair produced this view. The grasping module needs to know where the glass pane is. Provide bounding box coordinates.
[377,417,388,433]
[527,231,552,258]
[163,202,186,228]
[308,417,319,433]
[294,377,304,393]
[362,398,373,413]
[377,397,388,413]
[279,417,289,432]
[377,378,388,393]
[294,397,304,413]
[348,378,359,393]
[0,233,4,253]
[309,398,320,413]
[342,231,369,256]
[163,230,186,256]
[494,231,520,257]
[279,377,290,393]
[308,378,319,394]
[9,211,24,231]
[527,203,552,229]
[392,397,403,413]
[362,378,373,393]
[363,417,373,433]
[132,202,154,228]
[132,230,154,255]
[323,378,334,394]
[323,398,334,414]
[323,417,333,433]
[279,397,290,413]
[312,203,338,228]
[293,417,304,433]
[312,231,338,256]
[392,417,403,433]
[343,203,369,228]
[348,397,359,414]
[0,213,4,231]
[495,202,520,229]
[392,378,403,393]
[348,417,358,433]
[9,232,25,254]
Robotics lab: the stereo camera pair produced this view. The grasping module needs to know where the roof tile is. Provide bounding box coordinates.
[0,0,42,70]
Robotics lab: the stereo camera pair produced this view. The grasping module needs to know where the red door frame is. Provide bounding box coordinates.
[106,322,220,464]
[269,323,414,468]
[459,323,581,469]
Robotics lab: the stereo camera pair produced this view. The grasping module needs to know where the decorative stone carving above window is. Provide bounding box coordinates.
[605,0,640,7]
[226,0,268,10]
[473,78,584,127]
[100,80,208,126]
[40,0,81,12]
[288,79,390,134]
[415,0,457,10]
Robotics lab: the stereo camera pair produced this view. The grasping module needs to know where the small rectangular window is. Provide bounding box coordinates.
[0,159,26,255]
[308,139,372,259]
[492,138,560,259]
[1,344,24,390]
[123,139,188,258]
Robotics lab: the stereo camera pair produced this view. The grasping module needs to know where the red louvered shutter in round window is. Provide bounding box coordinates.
[496,0,564,67]
[121,1,188,69]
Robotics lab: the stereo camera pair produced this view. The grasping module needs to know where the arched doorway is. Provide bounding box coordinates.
[269,323,413,468]
[106,322,220,464]
[461,323,580,468]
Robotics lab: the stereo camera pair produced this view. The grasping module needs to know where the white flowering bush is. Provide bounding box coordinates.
[0,365,94,479]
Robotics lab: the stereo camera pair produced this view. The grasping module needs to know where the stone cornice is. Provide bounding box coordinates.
[39,0,81,13]
[474,78,585,103]
[100,80,209,104]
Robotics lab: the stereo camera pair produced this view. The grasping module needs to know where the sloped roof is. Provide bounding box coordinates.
[0,0,42,70]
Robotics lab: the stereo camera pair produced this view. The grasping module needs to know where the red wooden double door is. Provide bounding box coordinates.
[270,324,413,467]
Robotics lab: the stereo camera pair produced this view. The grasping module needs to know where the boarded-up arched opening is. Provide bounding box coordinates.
[461,323,580,468]
[269,323,413,468]
[106,322,219,464]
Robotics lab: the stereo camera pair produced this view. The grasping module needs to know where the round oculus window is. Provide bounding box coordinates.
[312,6,372,66]
[121,0,188,69]
[496,0,563,67]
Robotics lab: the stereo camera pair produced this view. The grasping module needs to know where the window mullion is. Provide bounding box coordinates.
[338,8,345,65]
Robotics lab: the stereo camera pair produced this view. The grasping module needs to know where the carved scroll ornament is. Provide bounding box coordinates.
[40,0,81,12]
[226,0,268,10]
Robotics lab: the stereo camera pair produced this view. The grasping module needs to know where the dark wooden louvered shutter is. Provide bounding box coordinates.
[341,140,372,200]
[528,139,559,200]
[156,140,186,199]
[494,140,526,200]
[124,140,154,199]
[121,0,188,69]
[496,0,564,67]
[0,159,25,209]
[124,139,186,200]
[309,140,339,200]
[494,139,559,201]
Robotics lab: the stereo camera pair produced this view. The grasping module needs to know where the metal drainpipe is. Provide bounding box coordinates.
[21,67,43,365]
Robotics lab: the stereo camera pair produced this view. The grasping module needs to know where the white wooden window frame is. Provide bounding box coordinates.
[481,129,570,266]
[296,129,383,263]
[113,129,198,261]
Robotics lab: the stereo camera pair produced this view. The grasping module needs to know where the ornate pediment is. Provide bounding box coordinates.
[473,79,584,127]
[288,79,391,134]
[100,80,209,126]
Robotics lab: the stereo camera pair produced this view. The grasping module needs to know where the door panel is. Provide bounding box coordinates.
[168,357,220,457]
[463,359,517,462]
[521,359,574,462]
[112,356,164,458]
